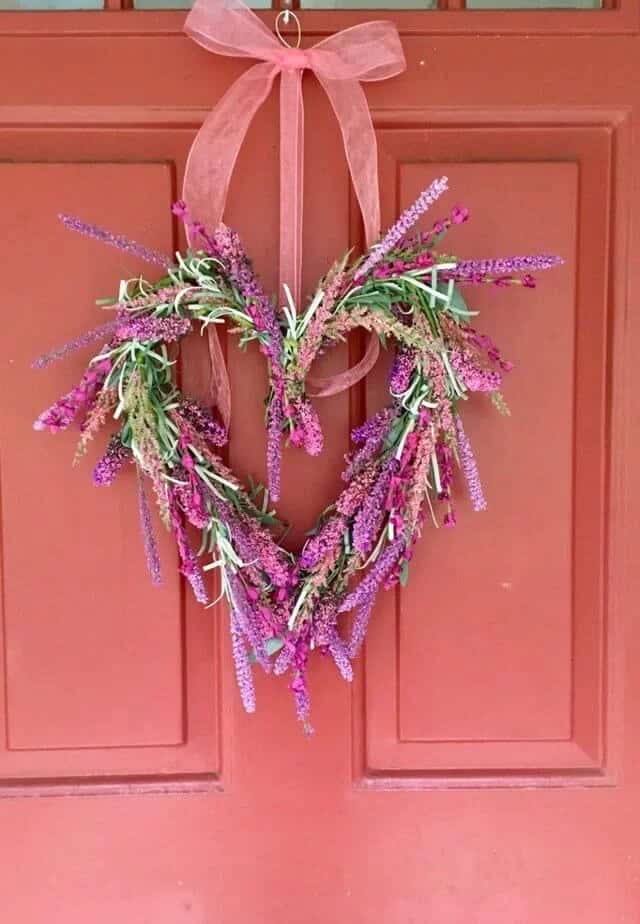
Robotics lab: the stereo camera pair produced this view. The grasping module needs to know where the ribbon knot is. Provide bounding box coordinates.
[183,0,406,309]
[275,47,312,72]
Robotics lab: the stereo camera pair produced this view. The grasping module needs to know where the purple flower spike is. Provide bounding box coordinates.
[352,458,399,555]
[351,408,393,448]
[455,416,487,512]
[178,400,227,447]
[356,176,449,280]
[329,633,353,682]
[344,408,394,482]
[137,473,162,586]
[34,358,111,433]
[289,398,323,456]
[116,316,191,344]
[338,536,405,615]
[266,404,283,503]
[230,616,256,714]
[172,210,286,497]
[347,594,376,660]
[453,254,563,278]
[450,350,502,393]
[292,675,312,733]
[59,214,171,267]
[228,573,271,672]
[273,642,294,676]
[32,320,118,370]
[93,434,132,486]
[301,516,346,570]
[223,508,290,590]
[169,495,209,605]
[389,348,416,395]
[210,224,286,499]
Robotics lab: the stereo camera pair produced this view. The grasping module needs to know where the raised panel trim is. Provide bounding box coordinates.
[0,157,225,794]
[350,109,630,790]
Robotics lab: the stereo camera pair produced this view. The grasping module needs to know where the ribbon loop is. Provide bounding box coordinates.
[183,0,405,412]
[183,0,405,307]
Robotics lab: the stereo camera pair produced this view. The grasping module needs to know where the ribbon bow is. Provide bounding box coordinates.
[183,0,406,310]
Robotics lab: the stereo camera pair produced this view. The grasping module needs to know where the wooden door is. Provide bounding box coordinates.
[0,2,639,921]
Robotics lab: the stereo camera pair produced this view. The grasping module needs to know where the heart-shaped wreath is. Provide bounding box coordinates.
[34,176,562,729]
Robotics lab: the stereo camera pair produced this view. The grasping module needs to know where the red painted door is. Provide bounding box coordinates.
[1,3,639,922]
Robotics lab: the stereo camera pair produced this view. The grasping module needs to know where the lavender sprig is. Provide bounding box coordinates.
[347,595,376,659]
[59,214,171,267]
[328,633,353,682]
[33,358,111,433]
[169,496,208,605]
[228,572,271,672]
[343,408,394,482]
[115,316,191,343]
[338,536,405,615]
[455,416,487,512]
[230,616,256,713]
[32,320,118,370]
[178,400,227,448]
[352,458,399,555]
[203,220,286,501]
[355,176,449,280]
[93,434,132,487]
[274,642,294,676]
[137,472,162,586]
[453,254,563,277]
[266,405,283,503]
[300,515,346,570]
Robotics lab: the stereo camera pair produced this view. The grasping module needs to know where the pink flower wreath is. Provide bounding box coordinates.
[34,176,562,731]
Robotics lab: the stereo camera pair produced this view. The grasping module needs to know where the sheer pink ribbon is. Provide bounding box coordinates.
[182,0,405,416]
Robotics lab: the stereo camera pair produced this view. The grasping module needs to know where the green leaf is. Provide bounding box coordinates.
[247,638,284,664]
[399,560,410,587]
[450,287,467,313]
[265,637,285,656]
[448,286,478,318]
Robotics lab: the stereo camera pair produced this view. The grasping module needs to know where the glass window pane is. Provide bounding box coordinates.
[0,0,101,7]
[301,0,434,7]
[134,0,270,6]
[467,0,600,6]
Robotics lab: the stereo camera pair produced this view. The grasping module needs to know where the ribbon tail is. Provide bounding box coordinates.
[302,74,383,398]
[316,75,380,249]
[304,74,382,398]
[279,68,305,311]
[307,331,379,399]
[183,61,277,240]
[207,325,232,430]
